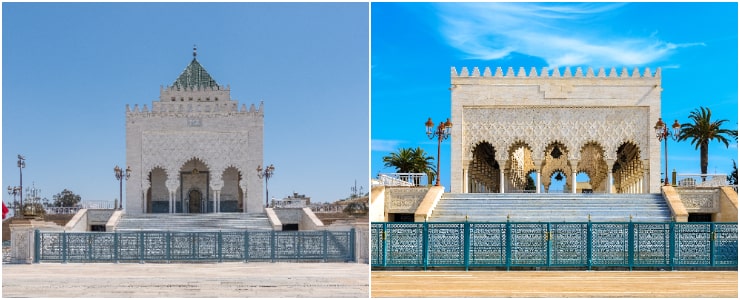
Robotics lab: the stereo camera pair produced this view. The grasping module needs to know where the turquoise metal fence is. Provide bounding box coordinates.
[371,222,737,270]
[34,229,355,263]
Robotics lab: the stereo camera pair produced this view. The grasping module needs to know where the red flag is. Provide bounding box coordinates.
[2,202,8,219]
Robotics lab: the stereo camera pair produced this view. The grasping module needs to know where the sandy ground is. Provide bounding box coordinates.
[371,270,738,298]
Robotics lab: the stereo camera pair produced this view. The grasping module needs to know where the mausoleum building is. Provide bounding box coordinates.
[125,50,264,214]
[450,66,662,194]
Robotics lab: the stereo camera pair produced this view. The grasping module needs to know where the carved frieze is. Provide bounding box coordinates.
[385,187,428,213]
[462,107,649,162]
[678,189,719,213]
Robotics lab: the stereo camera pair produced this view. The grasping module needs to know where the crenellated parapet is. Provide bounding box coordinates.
[451,66,660,79]
[126,100,264,116]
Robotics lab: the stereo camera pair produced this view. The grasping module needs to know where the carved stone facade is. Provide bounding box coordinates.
[385,187,428,214]
[126,51,263,215]
[451,66,662,194]
[677,188,720,213]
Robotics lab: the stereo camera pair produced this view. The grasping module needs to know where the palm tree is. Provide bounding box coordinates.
[382,147,436,185]
[678,106,738,181]
[728,160,737,185]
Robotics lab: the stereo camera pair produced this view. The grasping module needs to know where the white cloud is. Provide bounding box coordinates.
[371,139,404,152]
[433,3,703,67]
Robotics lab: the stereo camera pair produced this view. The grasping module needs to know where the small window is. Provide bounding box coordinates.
[206,97,210,101]
[215,97,218,101]
[171,97,175,102]
[189,97,193,101]
[180,98,184,102]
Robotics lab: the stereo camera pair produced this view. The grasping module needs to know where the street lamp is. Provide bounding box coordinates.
[256,164,275,208]
[654,118,681,186]
[114,165,131,210]
[17,155,25,213]
[7,186,21,215]
[426,117,453,186]
[25,184,41,216]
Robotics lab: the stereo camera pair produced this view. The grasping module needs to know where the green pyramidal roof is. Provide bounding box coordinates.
[173,58,218,89]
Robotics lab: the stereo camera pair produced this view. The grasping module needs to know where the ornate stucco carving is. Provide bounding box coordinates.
[678,189,719,213]
[385,188,428,213]
[141,131,251,177]
[463,107,649,163]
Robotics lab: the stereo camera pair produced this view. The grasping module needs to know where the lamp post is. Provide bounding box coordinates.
[17,155,25,213]
[256,164,275,208]
[7,186,21,216]
[426,117,453,186]
[25,184,41,216]
[654,118,681,186]
[114,165,131,210]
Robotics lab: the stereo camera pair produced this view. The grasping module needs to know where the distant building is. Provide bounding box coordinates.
[271,192,311,208]
[125,48,264,214]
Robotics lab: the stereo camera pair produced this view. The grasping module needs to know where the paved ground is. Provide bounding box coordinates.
[3,262,369,298]
[371,270,738,298]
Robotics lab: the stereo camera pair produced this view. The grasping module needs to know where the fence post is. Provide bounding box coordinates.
[586,222,592,271]
[113,231,119,263]
[505,221,511,271]
[243,231,249,263]
[62,231,68,264]
[669,222,675,270]
[464,222,470,271]
[709,223,716,267]
[33,229,40,264]
[382,223,387,267]
[270,230,276,262]
[218,231,223,263]
[422,222,428,271]
[546,223,552,268]
[166,231,171,263]
[628,222,634,271]
[350,228,356,263]
[322,230,328,262]
[139,231,145,263]
[190,232,197,261]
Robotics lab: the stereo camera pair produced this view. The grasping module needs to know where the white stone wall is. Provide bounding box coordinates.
[450,66,662,193]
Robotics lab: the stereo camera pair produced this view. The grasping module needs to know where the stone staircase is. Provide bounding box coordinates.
[114,213,273,232]
[429,193,671,223]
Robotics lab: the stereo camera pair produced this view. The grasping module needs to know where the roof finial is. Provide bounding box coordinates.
[193,44,197,58]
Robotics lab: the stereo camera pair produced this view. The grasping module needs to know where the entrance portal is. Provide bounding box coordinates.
[189,190,203,213]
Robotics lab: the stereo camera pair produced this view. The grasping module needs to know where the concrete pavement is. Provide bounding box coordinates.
[3,262,369,298]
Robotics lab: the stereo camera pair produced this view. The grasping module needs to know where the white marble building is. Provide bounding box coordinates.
[450,66,663,194]
[125,50,263,214]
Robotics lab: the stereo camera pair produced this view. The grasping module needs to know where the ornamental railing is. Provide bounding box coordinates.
[376,173,428,187]
[675,173,730,188]
[44,207,82,215]
[371,222,737,270]
[34,229,355,263]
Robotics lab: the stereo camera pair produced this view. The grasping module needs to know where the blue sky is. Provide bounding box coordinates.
[371,2,738,190]
[2,2,369,205]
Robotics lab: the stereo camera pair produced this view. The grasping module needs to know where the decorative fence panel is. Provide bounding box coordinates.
[371,222,737,270]
[35,230,355,263]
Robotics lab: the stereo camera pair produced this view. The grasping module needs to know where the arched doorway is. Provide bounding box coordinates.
[541,142,571,193]
[180,158,210,213]
[613,142,644,193]
[577,142,609,193]
[220,167,243,212]
[188,189,203,213]
[469,142,500,193]
[506,141,535,192]
[147,167,168,213]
